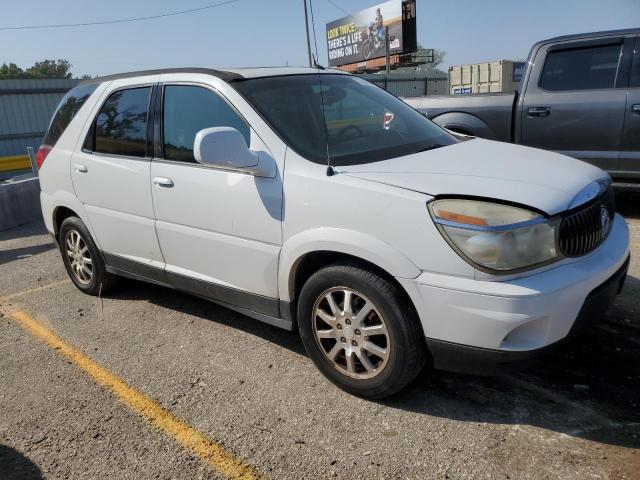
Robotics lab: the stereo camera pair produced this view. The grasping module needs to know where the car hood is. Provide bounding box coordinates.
[340,139,605,216]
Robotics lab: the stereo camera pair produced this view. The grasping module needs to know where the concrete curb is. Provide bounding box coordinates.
[0,177,42,231]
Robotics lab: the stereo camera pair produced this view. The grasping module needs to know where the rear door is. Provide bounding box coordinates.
[619,35,640,180]
[520,35,633,173]
[71,77,165,270]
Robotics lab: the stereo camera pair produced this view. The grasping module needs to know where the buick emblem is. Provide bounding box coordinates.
[600,205,610,233]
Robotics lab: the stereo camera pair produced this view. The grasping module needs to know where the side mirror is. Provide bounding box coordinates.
[194,127,259,171]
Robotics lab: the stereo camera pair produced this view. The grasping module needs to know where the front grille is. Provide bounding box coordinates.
[558,188,615,257]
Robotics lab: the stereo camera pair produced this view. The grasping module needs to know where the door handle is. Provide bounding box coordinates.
[527,106,551,117]
[153,176,174,188]
[73,163,88,173]
[632,104,640,114]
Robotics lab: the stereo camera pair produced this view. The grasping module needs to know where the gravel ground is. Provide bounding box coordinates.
[0,194,638,480]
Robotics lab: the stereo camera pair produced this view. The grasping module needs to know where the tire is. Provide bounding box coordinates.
[297,261,427,399]
[59,216,117,295]
[362,41,372,60]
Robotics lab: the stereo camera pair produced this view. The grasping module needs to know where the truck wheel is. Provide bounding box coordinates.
[297,262,427,399]
[59,216,117,295]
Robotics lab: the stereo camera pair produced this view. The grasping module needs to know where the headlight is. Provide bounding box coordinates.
[428,199,558,272]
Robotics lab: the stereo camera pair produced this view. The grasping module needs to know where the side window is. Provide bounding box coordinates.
[44,83,98,146]
[93,87,151,158]
[540,43,622,91]
[162,85,250,163]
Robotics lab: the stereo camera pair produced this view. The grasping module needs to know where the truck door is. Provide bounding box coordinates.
[520,35,633,174]
[619,35,640,181]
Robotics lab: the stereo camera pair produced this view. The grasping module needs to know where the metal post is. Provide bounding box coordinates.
[385,26,390,75]
[303,0,313,67]
[384,26,390,90]
[26,146,38,177]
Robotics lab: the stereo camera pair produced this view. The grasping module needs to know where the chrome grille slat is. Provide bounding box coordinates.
[558,188,614,257]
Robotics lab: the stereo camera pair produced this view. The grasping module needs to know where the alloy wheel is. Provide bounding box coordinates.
[312,287,390,379]
[65,229,93,285]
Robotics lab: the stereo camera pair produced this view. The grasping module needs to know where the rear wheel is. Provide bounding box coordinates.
[297,262,427,399]
[59,216,116,295]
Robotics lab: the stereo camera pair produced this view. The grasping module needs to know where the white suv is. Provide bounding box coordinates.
[38,67,630,398]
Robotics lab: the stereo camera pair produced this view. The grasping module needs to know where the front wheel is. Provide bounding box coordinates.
[297,262,427,399]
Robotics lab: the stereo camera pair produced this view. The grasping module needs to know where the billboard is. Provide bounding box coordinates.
[326,0,406,68]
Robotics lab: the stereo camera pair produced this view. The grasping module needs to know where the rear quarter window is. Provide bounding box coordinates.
[43,83,98,146]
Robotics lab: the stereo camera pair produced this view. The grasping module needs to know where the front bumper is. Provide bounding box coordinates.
[397,213,630,374]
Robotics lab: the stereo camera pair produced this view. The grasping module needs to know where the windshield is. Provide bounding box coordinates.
[233,74,457,166]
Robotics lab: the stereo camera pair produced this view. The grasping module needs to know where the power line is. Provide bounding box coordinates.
[0,0,241,31]
[324,0,368,29]
[325,0,352,18]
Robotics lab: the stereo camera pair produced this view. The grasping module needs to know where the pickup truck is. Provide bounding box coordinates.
[404,29,640,187]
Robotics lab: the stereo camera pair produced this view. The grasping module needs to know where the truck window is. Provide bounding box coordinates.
[91,87,151,158]
[162,85,250,163]
[631,37,640,88]
[540,43,622,91]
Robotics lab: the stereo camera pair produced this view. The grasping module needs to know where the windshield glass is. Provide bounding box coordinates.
[233,74,457,166]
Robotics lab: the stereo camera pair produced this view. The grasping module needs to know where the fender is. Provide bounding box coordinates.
[41,189,102,250]
[279,228,421,302]
[431,112,496,139]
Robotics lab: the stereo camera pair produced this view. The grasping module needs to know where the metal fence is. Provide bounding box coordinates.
[356,71,448,97]
[0,78,79,158]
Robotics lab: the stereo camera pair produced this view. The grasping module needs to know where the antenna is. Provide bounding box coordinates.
[308,0,334,176]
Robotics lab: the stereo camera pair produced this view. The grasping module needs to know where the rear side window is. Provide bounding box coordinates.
[92,87,151,158]
[540,43,622,91]
[162,85,250,163]
[43,84,98,146]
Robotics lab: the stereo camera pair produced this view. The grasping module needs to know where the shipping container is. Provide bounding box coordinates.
[448,60,525,94]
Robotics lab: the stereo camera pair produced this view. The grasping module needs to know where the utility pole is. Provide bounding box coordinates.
[303,0,313,67]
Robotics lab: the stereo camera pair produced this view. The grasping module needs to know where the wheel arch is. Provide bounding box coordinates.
[280,229,421,308]
[431,111,495,139]
[44,191,99,248]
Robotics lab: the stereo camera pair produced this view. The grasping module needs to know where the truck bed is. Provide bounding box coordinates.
[403,93,516,142]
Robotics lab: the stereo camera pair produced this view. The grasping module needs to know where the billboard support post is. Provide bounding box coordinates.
[385,25,390,79]
[303,0,313,67]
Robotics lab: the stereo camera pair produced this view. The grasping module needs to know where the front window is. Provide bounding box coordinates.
[540,43,622,91]
[233,74,456,166]
[162,85,250,163]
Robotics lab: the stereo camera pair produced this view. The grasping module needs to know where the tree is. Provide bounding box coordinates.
[415,44,446,72]
[0,63,25,78]
[0,59,73,79]
[26,59,72,78]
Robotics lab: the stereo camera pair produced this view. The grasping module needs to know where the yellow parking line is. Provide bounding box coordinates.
[5,308,265,480]
[0,279,71,302]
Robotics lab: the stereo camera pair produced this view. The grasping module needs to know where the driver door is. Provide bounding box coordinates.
[150,83,283,316]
